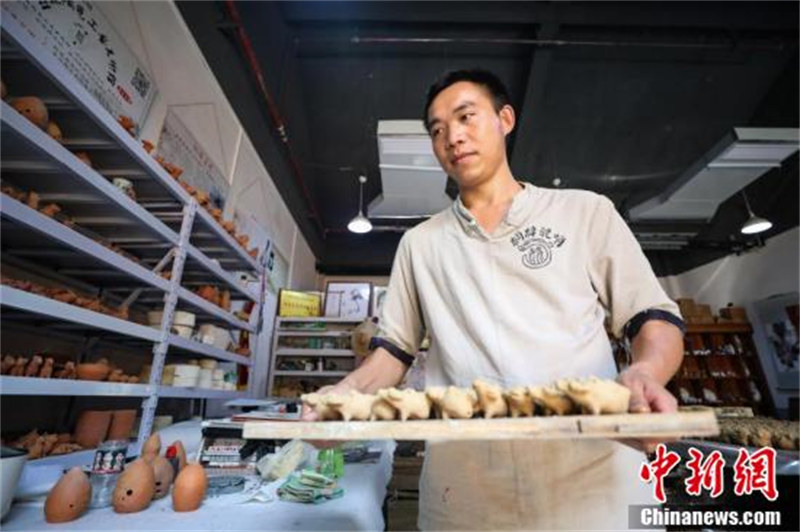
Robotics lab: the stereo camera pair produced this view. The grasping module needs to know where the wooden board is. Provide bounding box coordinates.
[243,411,718,441]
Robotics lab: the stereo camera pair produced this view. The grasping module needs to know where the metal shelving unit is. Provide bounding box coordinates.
[0,15,267,453]
[267,317,361,395]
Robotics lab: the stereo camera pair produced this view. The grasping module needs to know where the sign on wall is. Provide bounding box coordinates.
[2,0,156,128]
[157,110,230,209]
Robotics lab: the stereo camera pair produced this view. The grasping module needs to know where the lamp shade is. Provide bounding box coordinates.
[347,213,373,234]
[740,215,772,235]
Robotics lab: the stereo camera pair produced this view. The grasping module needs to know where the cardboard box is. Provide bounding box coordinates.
[720,306,748,322]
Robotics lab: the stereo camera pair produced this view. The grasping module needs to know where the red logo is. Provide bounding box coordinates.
[638,444,681,503]
[733,447,779,501]
[685,447,725,498]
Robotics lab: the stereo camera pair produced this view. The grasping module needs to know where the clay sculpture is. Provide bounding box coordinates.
[11,96,48,129]
[378,388,431,421]
[557,377,631,415]
[473,379,508,419]
[44,467,91,523]
[301,392,340,421]
[504,386,535,418]
[528,385,575,416]
[324,391,376,421]
[370,396,397,421]
[113,458,156,513]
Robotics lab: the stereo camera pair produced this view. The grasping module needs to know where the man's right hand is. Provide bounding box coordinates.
[300,381,355,449]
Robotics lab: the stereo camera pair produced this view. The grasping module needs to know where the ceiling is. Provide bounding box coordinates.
[178,1,798,276]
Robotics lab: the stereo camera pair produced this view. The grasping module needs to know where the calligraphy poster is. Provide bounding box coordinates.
[156,110,230,209]
[2,0,156,128]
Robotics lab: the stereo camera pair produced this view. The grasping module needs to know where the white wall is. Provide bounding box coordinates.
[98,1,316,287]
[659,227,800,413]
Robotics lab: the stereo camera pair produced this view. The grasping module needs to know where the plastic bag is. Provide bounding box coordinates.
[256,439,313,481]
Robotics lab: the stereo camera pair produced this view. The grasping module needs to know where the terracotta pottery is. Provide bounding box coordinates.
[11,96,48,129]
[44,467,91,523]
[172,463,207,512]
[112,458,155,513]
[76,362,110,381]
[45,121,63,143]
[107,410,137,441]
[73,410,112,448]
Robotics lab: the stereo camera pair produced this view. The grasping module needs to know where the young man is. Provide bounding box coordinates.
[306,69,685,530]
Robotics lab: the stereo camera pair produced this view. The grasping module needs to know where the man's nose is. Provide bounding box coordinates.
[446,124,465,149]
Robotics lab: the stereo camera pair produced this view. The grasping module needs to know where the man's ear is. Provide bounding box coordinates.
[499,104,516,136]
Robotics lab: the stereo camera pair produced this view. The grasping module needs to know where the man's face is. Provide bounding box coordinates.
[427,81,515,188]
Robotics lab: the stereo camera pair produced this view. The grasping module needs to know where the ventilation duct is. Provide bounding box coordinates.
[369,120,451,218]
[630,128,799,221]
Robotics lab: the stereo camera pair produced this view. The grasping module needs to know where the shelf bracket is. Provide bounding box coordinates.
[136,201,197,453]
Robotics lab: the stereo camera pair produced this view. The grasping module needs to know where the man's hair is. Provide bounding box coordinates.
[423,69,511,131]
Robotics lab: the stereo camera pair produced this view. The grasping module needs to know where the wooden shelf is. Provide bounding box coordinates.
[685,323,752,333]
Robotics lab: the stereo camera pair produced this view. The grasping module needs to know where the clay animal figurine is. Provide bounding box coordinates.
[324,391,376,422]
[300,392,340,421]
[39,357,55,378]
[369,396,397,421]
[528,385,574,416]
[378,388,431,421]
[25,355,44,377]
[473,379,508,419]
[556,377,631,415]
[504,386,534,418]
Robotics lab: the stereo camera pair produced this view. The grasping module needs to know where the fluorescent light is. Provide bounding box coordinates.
[348,213,373,234]
[741,215,772,235]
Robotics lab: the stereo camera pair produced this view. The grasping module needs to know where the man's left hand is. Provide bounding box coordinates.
[616,364,679,453]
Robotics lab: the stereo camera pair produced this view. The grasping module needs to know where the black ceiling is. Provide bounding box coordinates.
[178,1,798,276]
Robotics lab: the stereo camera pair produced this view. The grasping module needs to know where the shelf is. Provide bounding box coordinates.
[0,376,150,396]
[276,331,351,337]
[175,286,254,332]
[273,370,350,378]
[1,18,262,280]
[1,194,171,293]
[167,334,251,366]
[277,317,366,323]
[157,386,247,399]
[1,285,161,342]
[685,323,753,333]
[275,348,355,357]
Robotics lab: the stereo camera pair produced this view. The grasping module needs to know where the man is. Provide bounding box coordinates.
[306,69,685,530]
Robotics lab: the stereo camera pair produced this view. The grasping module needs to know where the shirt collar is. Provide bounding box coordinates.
[452,182,536,238]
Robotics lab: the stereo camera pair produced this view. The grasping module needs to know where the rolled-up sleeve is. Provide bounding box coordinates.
[376,233,424,359]
[586,196,683,338]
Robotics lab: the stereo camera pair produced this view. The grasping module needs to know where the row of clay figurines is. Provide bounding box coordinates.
[302,377,632,422]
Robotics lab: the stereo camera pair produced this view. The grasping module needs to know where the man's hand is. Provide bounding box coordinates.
[300,381,356,449]
[617,364,679,454]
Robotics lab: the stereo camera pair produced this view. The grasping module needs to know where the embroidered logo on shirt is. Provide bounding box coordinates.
[510,225,566,270]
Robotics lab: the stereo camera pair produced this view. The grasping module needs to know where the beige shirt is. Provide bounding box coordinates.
[378,183,680,530]
[379,182,680,387]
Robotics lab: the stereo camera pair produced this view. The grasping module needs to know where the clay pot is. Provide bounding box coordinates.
[73,410,112,448]
[107,410,137,441]
[11,96,48,129]
[76,362,110,381]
